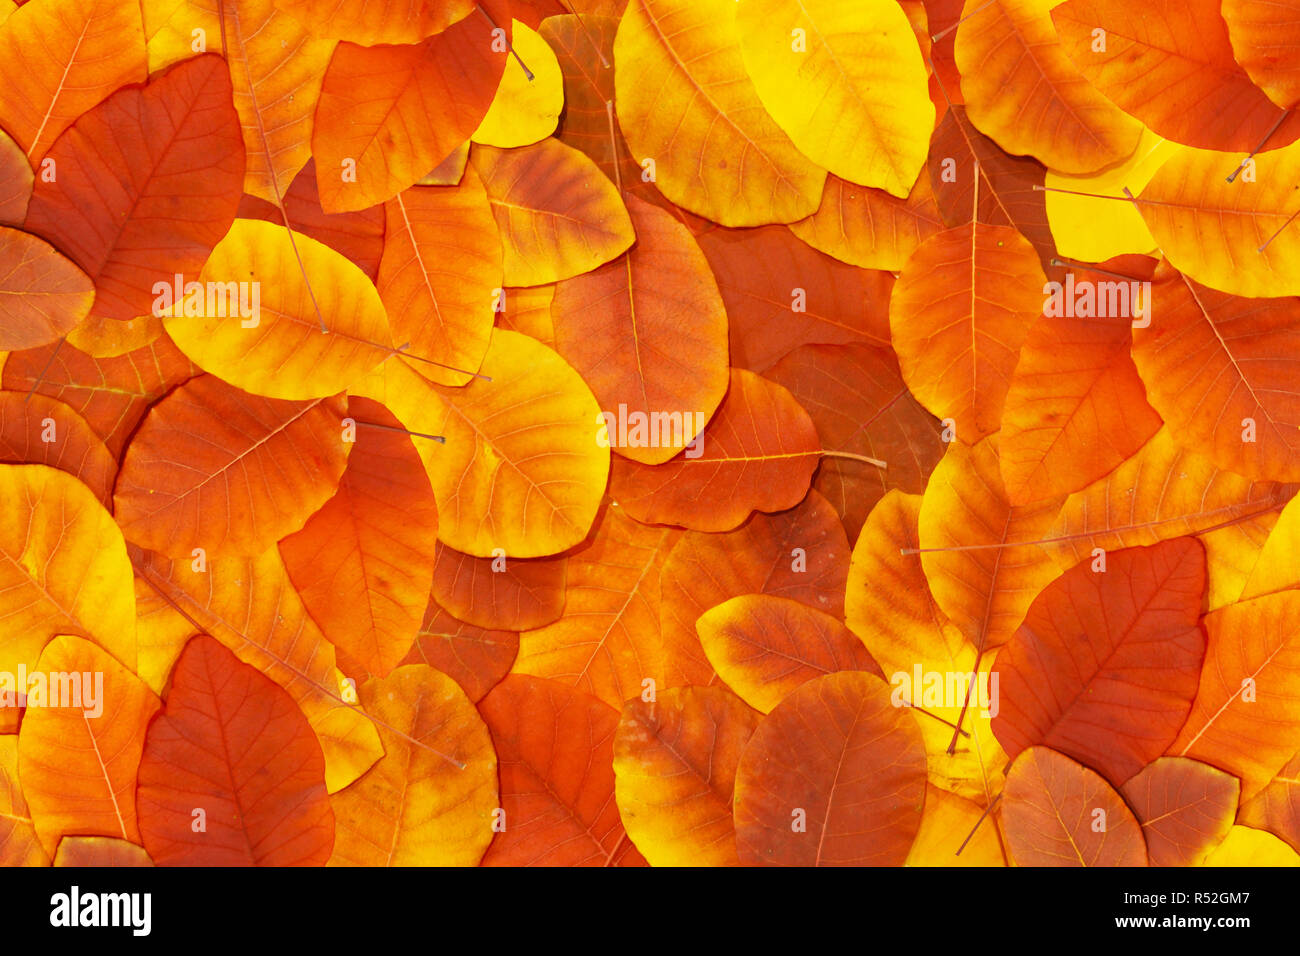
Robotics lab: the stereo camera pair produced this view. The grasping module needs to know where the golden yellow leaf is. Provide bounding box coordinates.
[471,20,563,148]
[735,0,932,196]
[329,664,497,866]
[613,0,826,226]
[164,219,393,400]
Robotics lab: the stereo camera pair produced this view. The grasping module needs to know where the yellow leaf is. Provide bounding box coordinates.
[1202,826,1300,866]
[614,0,826,226]
[847,491,1010,801]
[0,464,136,676]
[613,686,759,866]
[1136,141,1300,297]
[472,20,563,148]
[165,219,393,400]
[1044,128,1178,263]
[354,330,609,558]
[329,664,497,866]
[470,138,634,286]
[906,785,1005,866]
[735,0,932,197]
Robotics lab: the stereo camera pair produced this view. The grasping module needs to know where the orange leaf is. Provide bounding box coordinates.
[1119,756,1239,866]
[764,343,945,537]
[890,222,1047,441]
[733,671,927,865]
[328,664,497,865]
[279,397,437,678]
[430,542,566,632]
[552,195,728,464]
[918,437,1062,654]
[18,635,160,854]
[1223,0,1300,109]
[1172,589,1300,800]
[953,0,1142,173]
[1047,427,1294,569]
[114,376,350,558]
[659,489,851,667]
[0,226,93,350]
[609,368,821,532]
[312,17,506,213]
[400,602,517,702]
[1132,261,1300,482]
[136,634,334,865]
[697,594,882,714]
[514,504,687,709]
[0,0,146,160]
[0,391,115,506]
[1001,272,1162,504]
[697,224,892,372]
[379,171,502,386]
[131,546,383,791]
[23,54,244,320]
[478,674,632,865]
[612,0,826,226]
[2,336,197,458]
[991,539,1207,786]
[790,171,946,272]
[470,138,634,286]
[1240,749,1300,854]
[1052,0,1300,153]
[0,129,32,225]
[1000,746,1148,866]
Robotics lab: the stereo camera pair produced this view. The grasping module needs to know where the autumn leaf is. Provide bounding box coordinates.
[469,137,634,286]
[991,539,1207,786]
[696,593,882,714]
[329,664,498,866]
[733,671,927,866]
[734,0,933,196]
[613,0,826,226]
[311,14,506,213]
[1119,757,1239,866]
[0,464,136,675]
[136,635,334,865]
[609,368,822,532]
[0,0,146,160]
[1051,0,1300,153]
[114,375,350,558]
[279,396,438,678]
[1000,746,1148,866]
[954,0,1143,173]
[18,635,159,854]
[23,53,244,320]
[551,194,728,464]
[613,685,759,866]
[478,674,635,866]
[890,222,1047,441]
[0,226,93,350]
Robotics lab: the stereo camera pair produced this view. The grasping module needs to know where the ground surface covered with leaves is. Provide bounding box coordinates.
[1,0,1299,867]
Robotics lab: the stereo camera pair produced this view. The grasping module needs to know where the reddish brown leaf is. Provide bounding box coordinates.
[609,369,822,532]
[136,635,334,866]
[733,671,927,865]
[23,54,245,319]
